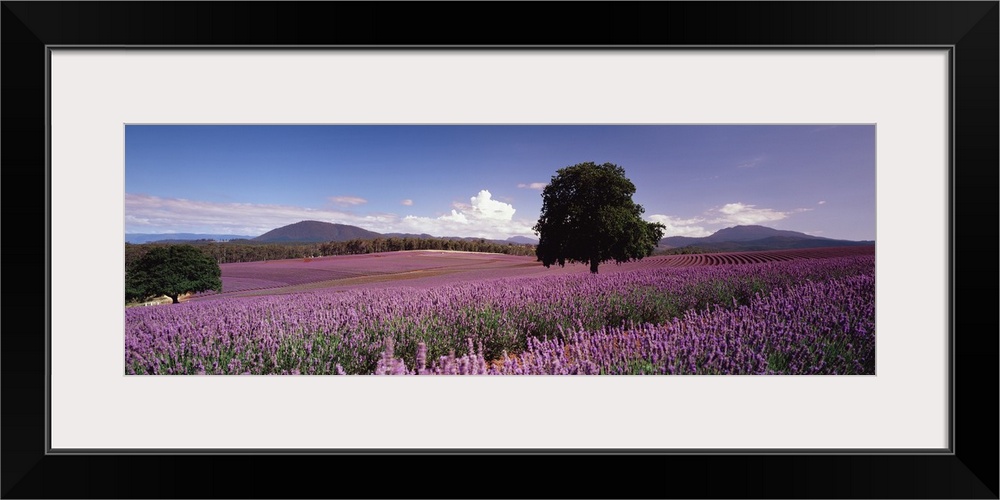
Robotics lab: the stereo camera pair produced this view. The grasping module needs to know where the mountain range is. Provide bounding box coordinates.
[124,233,257,244]
[253,220,382,243]
[126,221,872,251]
[657,225,873,252]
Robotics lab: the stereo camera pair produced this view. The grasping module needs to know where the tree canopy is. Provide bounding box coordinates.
[125,244,222,304]
[533,162,665,273]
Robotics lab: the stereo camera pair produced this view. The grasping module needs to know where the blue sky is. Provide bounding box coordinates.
[125,125,876,241]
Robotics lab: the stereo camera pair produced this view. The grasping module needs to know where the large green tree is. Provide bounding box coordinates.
[125,244,222,303]
[533,162,665,274]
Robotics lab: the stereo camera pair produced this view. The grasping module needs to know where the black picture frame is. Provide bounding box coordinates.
[3,2,996,498]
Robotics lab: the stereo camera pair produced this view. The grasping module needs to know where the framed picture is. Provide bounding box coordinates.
[3,2,996,498]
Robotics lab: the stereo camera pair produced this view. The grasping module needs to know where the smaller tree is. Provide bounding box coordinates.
[125,244,222,303]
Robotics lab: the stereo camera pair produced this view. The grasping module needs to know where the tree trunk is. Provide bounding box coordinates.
[590,258,599,274]
[169,294,179,304]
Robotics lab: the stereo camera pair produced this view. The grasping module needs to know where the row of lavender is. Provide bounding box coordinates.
[125,255,875,375]
[378,273,874,375]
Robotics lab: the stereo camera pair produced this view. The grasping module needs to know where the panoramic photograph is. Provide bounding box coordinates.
[124,125,875,375]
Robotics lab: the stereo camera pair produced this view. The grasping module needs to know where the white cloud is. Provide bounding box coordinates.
[691,174,720,182]
[126,190,538,241]
[398,189,535,239]
[647,214,712,238]
[709,202,791,225]
[736,156,765,169]
[818,200,827,205]
[401,199,414,206]
[518,182,547,190]
[645,203,814,240]
[329,196,367,206]
[469,190,516,220]
[126,193,370,236]
[438,210,469,224]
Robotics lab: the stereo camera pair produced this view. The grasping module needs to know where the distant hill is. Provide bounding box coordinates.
[707,225,826,242]
[125,233,256,244]
[253,220,381,243]
[383,232,438,240]
[506,235,539,244]
[659,225,873,252]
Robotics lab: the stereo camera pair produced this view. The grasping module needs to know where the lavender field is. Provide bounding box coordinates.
[125,247,875,375]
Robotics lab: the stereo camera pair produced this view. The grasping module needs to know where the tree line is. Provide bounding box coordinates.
[126,236,537,266]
